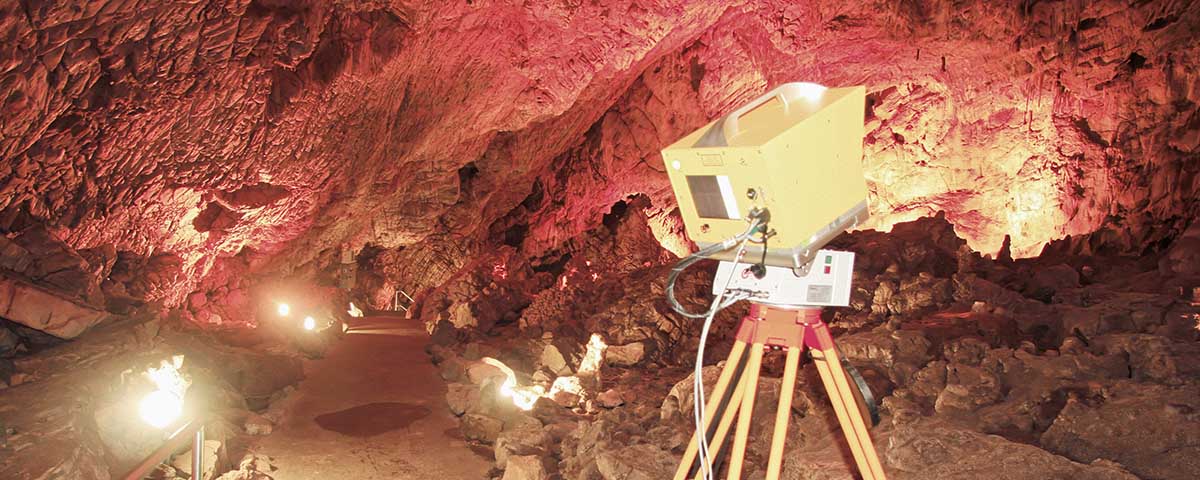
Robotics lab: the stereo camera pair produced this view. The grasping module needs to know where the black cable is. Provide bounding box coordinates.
[665,219,762,319]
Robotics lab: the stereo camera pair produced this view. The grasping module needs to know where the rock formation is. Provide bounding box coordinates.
[1,1,1198,479]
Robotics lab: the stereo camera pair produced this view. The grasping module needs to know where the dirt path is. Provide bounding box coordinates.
[250,316,491,479]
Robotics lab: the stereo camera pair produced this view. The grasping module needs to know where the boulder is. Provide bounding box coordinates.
[836,327,932,384]
[495,416,549,469]
[0,236,33,274]
[886,419,1138,479]
[934,364,1003,414]
[1028,264,1080,297]
[11,227,97,298]
[446,382,481,416]
[502,455,550,480]
[1159,222,1200,276]
[0,273,107,339]
[595,443,677,480]
[1040,381,1200,480]
[540,343,575,376]
[1093,334,1200,385]
[462,413,504,443]
[449,302,478,329]
[605,342,645,367]
[0,324,20,356]
[466,360,506,385]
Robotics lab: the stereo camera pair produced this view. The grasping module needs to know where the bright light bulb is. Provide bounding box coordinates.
[303,316,316,331]
[139,390,183,429]
[277,303,290,316]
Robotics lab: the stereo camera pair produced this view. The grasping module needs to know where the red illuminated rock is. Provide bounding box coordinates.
[0,274,106,339]
[0,1,1195,309]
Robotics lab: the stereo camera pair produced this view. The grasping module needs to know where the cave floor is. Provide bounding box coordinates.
[248,316,492,479]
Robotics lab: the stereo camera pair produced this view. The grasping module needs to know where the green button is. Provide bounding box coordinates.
[824,255,832,264]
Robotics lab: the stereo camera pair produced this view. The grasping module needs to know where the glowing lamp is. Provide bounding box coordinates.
[139,390,183,429]
[303,316,316,331]
[277,303,290,316]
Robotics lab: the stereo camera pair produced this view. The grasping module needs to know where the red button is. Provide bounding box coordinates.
[823,266,831,274]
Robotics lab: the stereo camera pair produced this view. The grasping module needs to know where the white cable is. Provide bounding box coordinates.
[692,238,751,480]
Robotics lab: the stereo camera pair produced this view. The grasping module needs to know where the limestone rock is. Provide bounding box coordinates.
[934,364,1003,414]
[243,413,273,436]
[605,342,645,367]
[0,325,20,356]
[449,302,478,329]
[495,417,550,469]
[462,413,504,443]
[502,455,550,480]
[446,382,481,416]
[1040,381,1200,480]
[596,389,625,409]
[595,443,676,480]
[466,361,506,385]
[886,419,1138,480]
[0,273,107,339]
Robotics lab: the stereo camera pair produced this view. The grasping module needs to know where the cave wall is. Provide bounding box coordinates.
[2,0,1197,310]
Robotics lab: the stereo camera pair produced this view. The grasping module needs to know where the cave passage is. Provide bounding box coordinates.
[1,1,1199,480]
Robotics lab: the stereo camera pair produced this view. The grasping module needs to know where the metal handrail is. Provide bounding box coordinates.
[392,288,414,312]
[121,419,205,480]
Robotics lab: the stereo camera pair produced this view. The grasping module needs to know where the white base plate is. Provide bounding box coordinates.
[713,250,854,307]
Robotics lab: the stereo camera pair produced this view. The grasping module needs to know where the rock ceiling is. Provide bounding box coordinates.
[2,0,1197,302]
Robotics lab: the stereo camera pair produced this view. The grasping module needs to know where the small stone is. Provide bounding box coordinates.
[8,373,31,386]
[596,388,624,408]
[502,455,548,480]
[243,413,273,436]
[605,342,645,367]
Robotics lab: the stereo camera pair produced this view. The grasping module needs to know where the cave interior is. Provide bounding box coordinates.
[1,1,1199,479]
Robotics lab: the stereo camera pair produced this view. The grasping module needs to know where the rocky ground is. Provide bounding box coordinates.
[426,214,1200,480]
[0,221,315,480]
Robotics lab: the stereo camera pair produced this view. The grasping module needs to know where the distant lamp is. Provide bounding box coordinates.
[303,316,316,331]
[139,390,183,429]
[277,303,290,316]
[138,355,189,429]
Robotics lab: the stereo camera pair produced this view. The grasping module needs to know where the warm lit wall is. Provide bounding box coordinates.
[2,0,1197,304]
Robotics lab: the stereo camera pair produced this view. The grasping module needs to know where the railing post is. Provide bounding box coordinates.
[192,425,204,479]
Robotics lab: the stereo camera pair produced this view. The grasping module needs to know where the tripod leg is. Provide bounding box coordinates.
[727,343,765,480]
[674,341,750,480]
[811,331,887,480]
[690,362,751,480]
[765,346,802,480]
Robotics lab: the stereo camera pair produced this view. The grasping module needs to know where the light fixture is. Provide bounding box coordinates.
[138,356,190,429]
[277,302,290,316]
[303,316,316,331]
[139,390,183,429]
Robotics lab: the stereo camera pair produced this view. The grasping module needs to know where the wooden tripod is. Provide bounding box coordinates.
[674,303,887,480]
